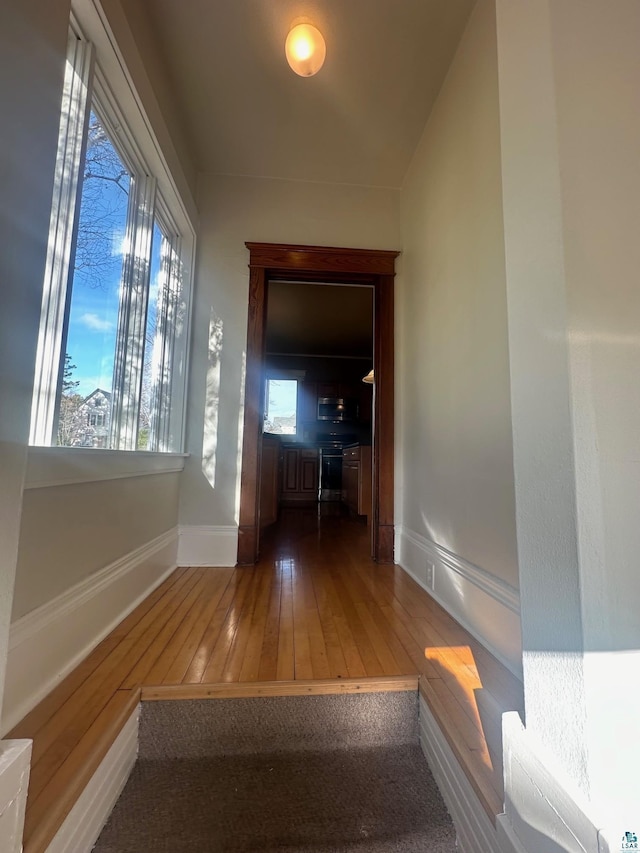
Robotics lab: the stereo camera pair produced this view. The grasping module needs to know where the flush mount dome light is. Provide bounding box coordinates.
[285,22,326,77]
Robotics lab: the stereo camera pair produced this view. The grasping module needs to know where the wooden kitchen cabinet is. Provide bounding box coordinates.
[318,381,357,399]
[317,382,338,400]
[342,460,359,514]
[342,444,372,520]
[281,446,319,503]
[299,380,317,423]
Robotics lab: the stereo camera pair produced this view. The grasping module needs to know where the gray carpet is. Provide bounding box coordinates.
[93,692,457,852]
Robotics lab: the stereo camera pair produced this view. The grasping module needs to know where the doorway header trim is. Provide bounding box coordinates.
[245,242,399,276]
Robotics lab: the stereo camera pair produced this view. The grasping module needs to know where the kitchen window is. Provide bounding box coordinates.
[264,378,299,436]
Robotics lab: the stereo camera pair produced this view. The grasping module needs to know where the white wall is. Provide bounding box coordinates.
[0,3,69,837]
[99,0,199,222]
[0,0,71,720]
[497,0,640,839]
[179,173,401,557]
[552,0,640,662]
[396,0,520,674]
[0,0,193,730]
[12,473,179,619]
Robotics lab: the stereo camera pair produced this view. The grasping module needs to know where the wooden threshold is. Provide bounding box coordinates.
[142,674,419,701]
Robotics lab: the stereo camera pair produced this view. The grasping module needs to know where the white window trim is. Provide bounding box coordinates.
[30,32,94,446]
[30,2,195,464]
[109,172,157,450]
[149,202,185,453]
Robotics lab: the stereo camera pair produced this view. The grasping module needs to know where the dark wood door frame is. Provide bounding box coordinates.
[237,242,399,565]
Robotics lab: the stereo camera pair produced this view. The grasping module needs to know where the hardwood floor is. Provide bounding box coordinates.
[8,505,524,853]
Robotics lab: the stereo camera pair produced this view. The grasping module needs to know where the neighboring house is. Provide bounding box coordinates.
[1,3,639,853]
[79,389,111,448]
[264,414,297,435]
[58,388,112,448]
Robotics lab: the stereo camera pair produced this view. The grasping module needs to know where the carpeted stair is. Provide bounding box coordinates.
[93,691,457,852]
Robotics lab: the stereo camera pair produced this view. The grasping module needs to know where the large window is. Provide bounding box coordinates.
[30,20,193,453]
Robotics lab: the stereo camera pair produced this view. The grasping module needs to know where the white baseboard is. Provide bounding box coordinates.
[500,712,609,853]
[496,812,530,853]
[45,705,139,853]
[0,739,32,853]
[178,524,238,567]
[419,694,501,853]
[2,529,178,735]
[396,526,523,679]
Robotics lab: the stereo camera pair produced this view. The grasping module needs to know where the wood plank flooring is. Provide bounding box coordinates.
[8,505,524,853]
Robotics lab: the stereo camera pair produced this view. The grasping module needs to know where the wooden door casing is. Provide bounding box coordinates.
[238,243,399,565]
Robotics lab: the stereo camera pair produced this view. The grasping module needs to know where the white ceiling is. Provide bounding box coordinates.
[134,0,474,187]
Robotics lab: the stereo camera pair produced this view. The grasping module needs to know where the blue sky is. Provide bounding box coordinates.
[65,276,120,397]
[65,225,162,399]
[64,111,161,399]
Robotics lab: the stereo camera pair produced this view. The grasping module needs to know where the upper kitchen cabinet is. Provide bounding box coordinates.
[299,380,318,424]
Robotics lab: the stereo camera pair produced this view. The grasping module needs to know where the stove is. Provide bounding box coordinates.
[315,432,357,450]
[316,434,357,501]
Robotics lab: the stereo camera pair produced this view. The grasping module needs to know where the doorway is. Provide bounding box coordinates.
[237,242,398,565]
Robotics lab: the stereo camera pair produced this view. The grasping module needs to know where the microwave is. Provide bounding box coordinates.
[317,397,358,422]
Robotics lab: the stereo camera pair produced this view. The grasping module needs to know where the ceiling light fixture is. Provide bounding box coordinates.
[362,369,374,384]
[285,22,326,77]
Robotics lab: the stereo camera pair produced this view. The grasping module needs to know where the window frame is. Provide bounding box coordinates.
[29,7,195,461]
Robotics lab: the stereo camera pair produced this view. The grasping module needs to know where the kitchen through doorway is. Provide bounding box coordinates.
[237,243,398,566]
[264,280,373,511]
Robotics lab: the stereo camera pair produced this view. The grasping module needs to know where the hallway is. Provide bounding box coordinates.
[9,507,524,852]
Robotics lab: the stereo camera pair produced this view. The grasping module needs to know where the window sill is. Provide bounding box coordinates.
[25,447,188,489]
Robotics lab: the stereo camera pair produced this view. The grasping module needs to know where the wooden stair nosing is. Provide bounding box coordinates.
[141,675,420,701]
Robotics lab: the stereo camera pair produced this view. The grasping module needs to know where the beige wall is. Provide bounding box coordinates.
[12,473,180,619]
[180,173,400,531]
[397,0,518,589]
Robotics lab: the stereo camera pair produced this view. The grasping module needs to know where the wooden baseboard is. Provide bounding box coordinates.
[141,675,419,702]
